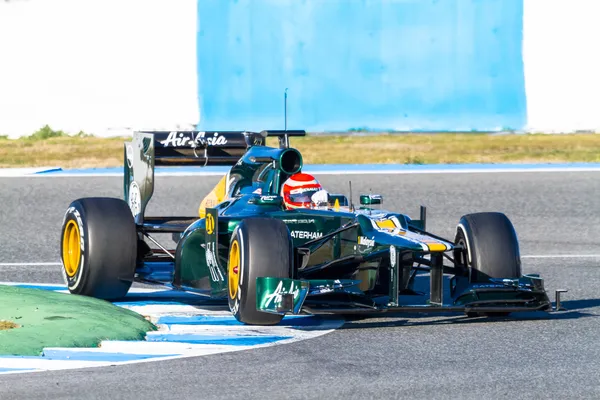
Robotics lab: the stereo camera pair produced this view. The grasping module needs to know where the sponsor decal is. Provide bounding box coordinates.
[390,245,397,266]
[67,207,85,255]
[159,131,227,147]
[205,242,224,282]
[318,287,334,294]
[264,280,300,308]
[230,298,240,315]
[204,132,228,146]
[252,188,263,195]
[290,187,317,195]
[358,236,375,247]
[282,219,315,224]
[260,195,279,202]
[128,181,142,218]
[309,279,345,295]
[205,213,215,235]
[203,199,217,208]
[159,131,192,147]
[290,231,323,240]
[126,144,134,168]
[472,283,506,289]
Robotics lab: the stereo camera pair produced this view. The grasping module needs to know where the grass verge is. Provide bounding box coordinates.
[0,285,157,356]
[2,126,600,168]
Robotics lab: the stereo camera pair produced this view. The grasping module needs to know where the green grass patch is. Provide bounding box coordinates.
[0,285,156,356]
[1,126,600,168]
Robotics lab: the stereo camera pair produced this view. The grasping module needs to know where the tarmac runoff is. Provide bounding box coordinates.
[0,285,156,356]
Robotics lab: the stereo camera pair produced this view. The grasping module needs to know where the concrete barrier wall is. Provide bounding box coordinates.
[0,0,598,137]
[196,0,527,132]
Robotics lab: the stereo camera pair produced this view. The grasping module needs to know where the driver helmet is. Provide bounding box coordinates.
[281,173,324,209]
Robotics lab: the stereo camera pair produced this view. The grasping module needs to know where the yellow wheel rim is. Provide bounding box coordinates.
[228,240,240,299]
[62,220,81,277]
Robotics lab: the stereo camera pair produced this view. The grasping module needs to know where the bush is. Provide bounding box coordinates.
[28,125,67,140]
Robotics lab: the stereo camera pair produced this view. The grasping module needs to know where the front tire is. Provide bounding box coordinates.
[454,212,522,282]
[60,197,137,300]
[227,218,292,325]
[454,212,522,317]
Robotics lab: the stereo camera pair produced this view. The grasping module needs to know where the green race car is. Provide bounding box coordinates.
[60,130,555,325]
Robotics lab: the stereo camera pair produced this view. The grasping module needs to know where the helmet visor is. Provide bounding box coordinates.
[288,187,320,204]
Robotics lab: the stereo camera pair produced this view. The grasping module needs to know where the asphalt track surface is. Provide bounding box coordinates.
[1,172,600,399]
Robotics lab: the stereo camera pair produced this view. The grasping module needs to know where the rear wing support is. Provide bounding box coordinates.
[259,130,306,149]
[123,130,306,224]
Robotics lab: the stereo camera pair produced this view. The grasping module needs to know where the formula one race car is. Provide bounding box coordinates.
[60,130,554,325]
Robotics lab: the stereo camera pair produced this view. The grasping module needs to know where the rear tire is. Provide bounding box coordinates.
[227,218,292,325]
[454,212,521,317]
[60,197,137,300]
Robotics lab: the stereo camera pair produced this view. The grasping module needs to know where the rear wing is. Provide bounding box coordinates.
[123,130,305,224]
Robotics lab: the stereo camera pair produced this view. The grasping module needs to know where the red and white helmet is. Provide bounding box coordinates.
[281,173,323,209]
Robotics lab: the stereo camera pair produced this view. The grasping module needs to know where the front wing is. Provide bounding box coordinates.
[256,274,553,316]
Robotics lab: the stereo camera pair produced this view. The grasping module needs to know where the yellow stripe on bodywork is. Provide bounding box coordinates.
[376,219,397,229]
[426,242,447,252]
[198,175,228,218]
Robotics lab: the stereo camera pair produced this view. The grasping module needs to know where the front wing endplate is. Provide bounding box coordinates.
[256,277,309,315]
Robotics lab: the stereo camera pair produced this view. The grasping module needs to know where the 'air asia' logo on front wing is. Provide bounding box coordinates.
[291,231,323,240]
[159,131,228,147]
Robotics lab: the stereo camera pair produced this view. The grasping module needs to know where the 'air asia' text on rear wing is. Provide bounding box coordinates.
[123,129,305,224]
[127,130,306,167]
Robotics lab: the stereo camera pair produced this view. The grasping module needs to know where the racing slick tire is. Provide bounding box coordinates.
[227,218,292,325]
[454,212,522,317]
[60,197,137,300]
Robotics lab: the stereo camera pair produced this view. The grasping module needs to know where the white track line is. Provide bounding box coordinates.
[0,262,61,266]
[522,254,600,259]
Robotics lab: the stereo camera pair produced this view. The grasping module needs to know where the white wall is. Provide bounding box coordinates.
[523,0,600,132]
[2,0,600,137]
[0,0,199,138]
